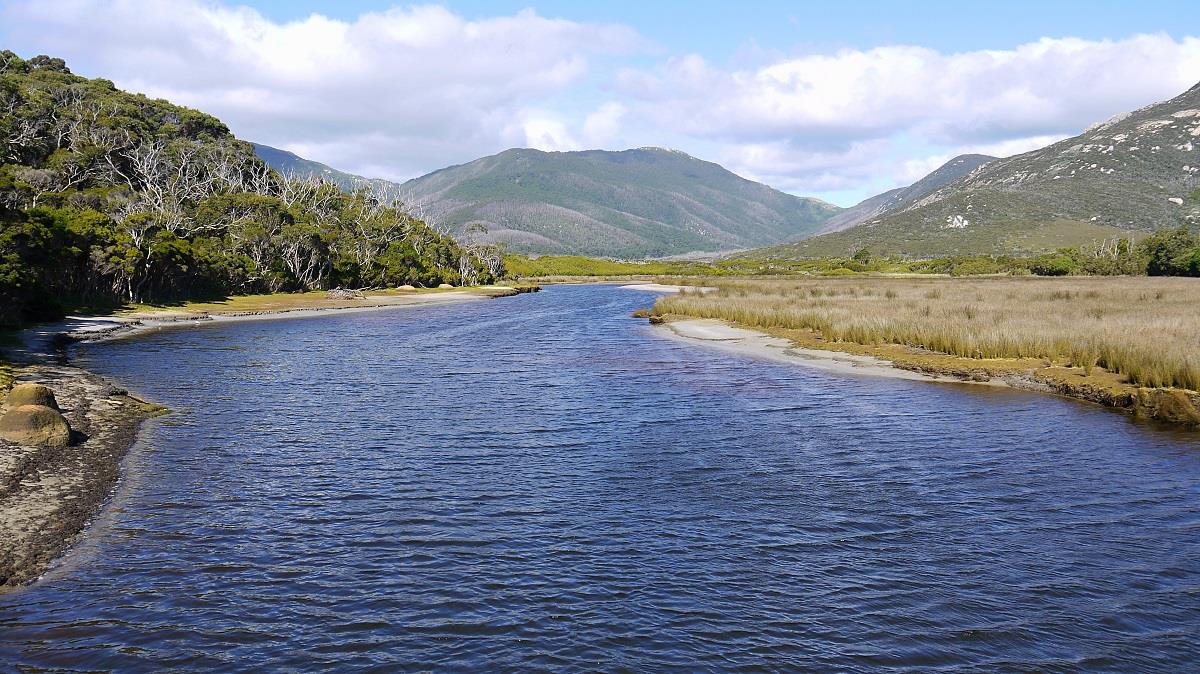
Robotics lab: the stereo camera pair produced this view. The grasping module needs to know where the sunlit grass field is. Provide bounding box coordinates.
[654,276,1200,391]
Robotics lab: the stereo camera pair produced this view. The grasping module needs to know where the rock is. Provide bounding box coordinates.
[5,383,59,411]
[438,283,455,289]
[0,404,72,447]
[397,284,417,291]
[326,288,364,300]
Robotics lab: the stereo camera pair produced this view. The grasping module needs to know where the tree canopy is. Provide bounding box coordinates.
[0,51,502,326]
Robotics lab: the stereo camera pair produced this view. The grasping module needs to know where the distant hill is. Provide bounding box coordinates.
[394,147,840,258]
[760,81,1200,258]
[817,154,996,234]
[252,143,401,195]
[253,144,843,259]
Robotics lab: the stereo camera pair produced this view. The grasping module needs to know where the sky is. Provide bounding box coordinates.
[2,1,1199,206]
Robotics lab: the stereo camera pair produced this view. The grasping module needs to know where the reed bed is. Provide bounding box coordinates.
[654,277,1200,391]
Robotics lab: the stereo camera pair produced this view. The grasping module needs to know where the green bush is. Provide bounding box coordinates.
[1138,227,1200,277]
[1029,251,1080,276]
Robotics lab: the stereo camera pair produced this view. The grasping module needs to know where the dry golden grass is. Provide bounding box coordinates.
[654,276,1200,391]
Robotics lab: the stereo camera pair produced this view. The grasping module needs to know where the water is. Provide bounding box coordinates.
[2,285,1198,672]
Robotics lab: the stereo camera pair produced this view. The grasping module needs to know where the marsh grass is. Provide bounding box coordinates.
[655,277,1200,391]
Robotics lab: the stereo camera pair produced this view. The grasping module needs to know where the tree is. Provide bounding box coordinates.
[1139,227,1200,276]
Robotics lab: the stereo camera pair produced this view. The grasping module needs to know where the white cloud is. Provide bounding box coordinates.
[619,34,1200,146]
[616,33,1200,200]
[582,102,628,147]
[0,1,643,180]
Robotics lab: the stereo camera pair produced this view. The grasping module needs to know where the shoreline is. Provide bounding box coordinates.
[54,287,529,348]
[0,285,533,593]
[656,316,1200,428]
[659,318,979,383]
[0,363,164,591]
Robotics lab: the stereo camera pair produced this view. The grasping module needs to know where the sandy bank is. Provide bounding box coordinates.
[619,283,715,293]
[660,319,968,383]
[12,290,505,352]
[0,365,163,591]
[657,317,1200,428]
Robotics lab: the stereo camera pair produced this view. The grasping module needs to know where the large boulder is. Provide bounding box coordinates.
[0,404,72,447]
[437,283,455,289]
[5,383,59,410]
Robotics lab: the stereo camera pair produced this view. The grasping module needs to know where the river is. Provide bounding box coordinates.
[2,284,1198,672]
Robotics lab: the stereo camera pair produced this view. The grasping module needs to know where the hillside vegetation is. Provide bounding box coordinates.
[0,52,501,326]
[511,223,1200,279]
[394,147,841,258]
[769,81,1200,258]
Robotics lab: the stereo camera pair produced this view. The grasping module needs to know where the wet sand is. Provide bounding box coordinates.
[619,283,715,293]
[660,318,991,384]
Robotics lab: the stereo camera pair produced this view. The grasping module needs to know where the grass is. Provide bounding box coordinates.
[653,276,1200,391]
[503,253,946,279]
[115,286,515,317]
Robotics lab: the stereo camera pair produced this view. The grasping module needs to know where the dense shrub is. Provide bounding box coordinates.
[1138,226,1200,277]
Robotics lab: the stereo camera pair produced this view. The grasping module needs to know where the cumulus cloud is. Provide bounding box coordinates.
[617,33,1200,199]
[0,1,642,179]
[619,34,1200,145]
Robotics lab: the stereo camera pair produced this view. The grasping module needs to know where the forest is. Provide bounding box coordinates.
[0,51,502,326]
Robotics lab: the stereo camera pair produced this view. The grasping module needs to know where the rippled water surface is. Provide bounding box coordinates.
[2,285,1199,672]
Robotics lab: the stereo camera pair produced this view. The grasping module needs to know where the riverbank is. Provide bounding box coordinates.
[655,315,1200,428]
[0,284,536,592]
[644,276,1200,428]
[0,364,165,590]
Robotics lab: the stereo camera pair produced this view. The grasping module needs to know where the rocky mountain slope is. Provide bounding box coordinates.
[768,81,1200,258]
[817,154,995,234]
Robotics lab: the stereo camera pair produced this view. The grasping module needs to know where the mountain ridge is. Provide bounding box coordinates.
[763,80,1200,258]
[817,154,996,235]
[395,146,842,258]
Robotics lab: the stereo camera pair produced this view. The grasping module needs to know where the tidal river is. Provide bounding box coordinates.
[1,285,1198,672]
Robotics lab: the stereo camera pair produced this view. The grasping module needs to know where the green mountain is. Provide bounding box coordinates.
[761,81,1200,258]
[394,147,841,258]
[251,143,401,195]
[817,154,996,234]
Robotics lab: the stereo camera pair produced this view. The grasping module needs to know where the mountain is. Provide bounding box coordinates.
[394,147,841,258]
[251,143,401,195]
[817,154,996,234]
[761,82,1200,258]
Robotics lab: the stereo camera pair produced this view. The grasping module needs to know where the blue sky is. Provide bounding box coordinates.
[3,1,1198,205]
[247,0,1196,55]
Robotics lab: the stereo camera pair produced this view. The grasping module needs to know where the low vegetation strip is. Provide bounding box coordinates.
[652,277,1200,393]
